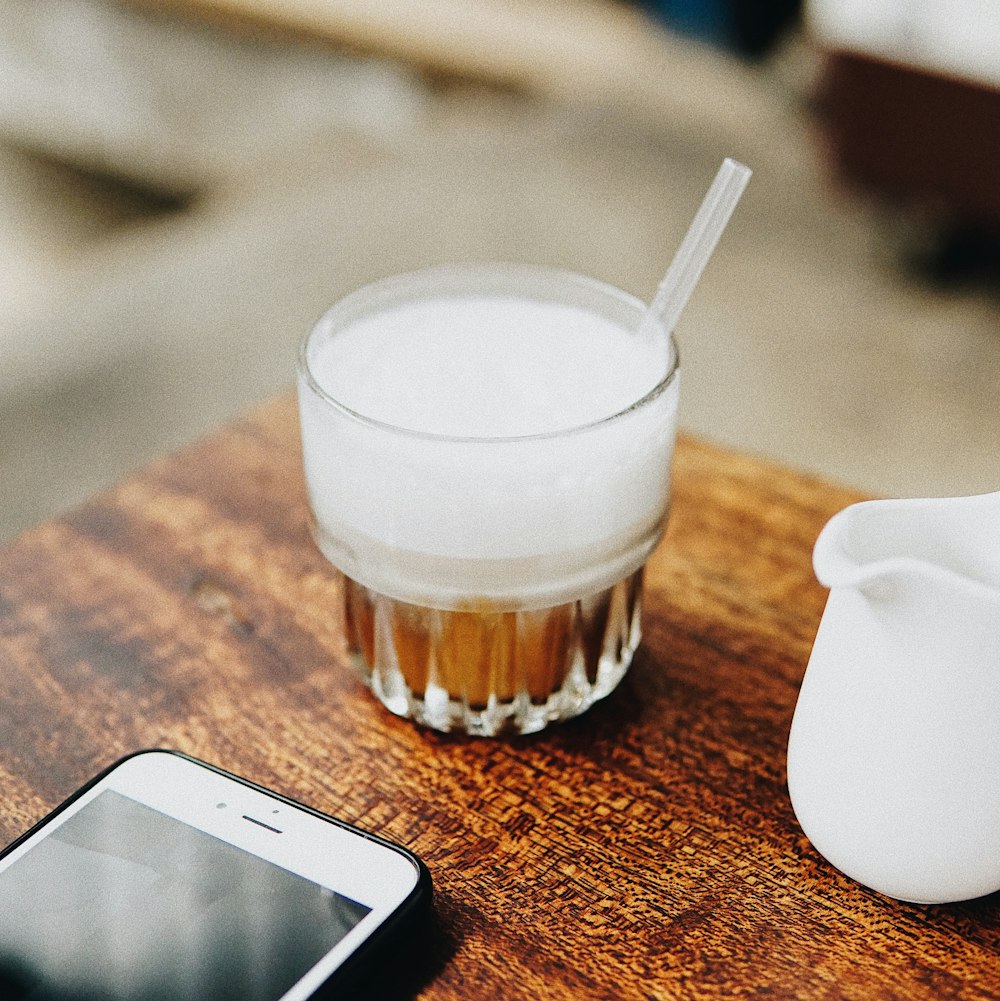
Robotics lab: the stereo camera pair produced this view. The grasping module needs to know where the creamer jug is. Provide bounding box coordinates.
[787,489,1000,903]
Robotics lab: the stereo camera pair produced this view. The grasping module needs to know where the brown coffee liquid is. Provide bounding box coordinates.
[343,569,642,711]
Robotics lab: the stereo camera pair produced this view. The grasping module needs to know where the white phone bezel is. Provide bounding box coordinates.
[0,751,423,1000]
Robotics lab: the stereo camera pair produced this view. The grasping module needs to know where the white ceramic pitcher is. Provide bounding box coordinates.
[787,489,1000,904]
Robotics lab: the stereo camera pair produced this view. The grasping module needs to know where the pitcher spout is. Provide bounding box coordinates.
[813,490,1000,599]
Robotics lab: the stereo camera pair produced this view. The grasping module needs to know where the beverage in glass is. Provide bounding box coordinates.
[297,264,679,735]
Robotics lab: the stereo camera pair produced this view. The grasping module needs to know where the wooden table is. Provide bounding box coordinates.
[2,397,999,999]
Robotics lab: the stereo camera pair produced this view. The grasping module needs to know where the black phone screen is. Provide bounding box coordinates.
[0,791,371,1001]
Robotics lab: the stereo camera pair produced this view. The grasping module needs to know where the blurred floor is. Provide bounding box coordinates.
[0,0,998,544]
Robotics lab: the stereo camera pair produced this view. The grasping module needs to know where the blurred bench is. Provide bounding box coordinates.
[809,0,1000,251]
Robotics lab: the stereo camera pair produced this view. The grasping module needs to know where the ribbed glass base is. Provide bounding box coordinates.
[342,568,643,736]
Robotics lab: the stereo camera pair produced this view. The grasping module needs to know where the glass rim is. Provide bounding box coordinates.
[298,262,680,445]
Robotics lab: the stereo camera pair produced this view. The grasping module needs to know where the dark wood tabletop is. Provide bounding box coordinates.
[2,395,999,1000]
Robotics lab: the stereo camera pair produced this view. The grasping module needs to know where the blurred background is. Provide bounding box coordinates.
[0,0,998,543]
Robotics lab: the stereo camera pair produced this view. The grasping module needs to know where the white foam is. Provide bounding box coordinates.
[299,290,679,608]
[311,297,664,437]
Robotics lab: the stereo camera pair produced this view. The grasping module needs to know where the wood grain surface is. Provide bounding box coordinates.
[2,396,999,999]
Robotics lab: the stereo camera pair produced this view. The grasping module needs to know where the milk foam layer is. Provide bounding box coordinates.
[313,297,665,437]
[299,278,680,609]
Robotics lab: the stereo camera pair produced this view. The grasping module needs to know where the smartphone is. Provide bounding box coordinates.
[0,749,431,1001]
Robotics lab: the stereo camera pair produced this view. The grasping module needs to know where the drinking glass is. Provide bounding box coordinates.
[297,264,679,735]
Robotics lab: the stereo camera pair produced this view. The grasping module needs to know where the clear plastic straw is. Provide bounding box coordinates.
[640,157,752,340]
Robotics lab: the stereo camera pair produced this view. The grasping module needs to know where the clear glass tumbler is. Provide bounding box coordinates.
[297,264,679,736]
